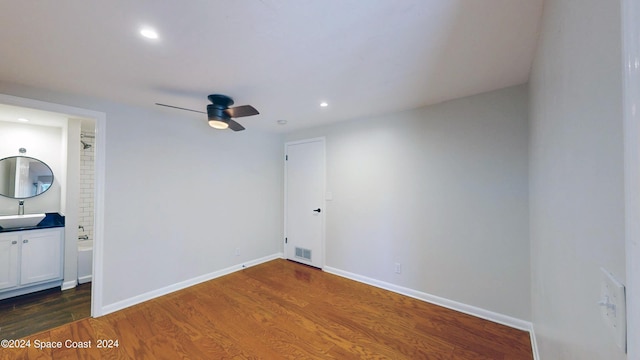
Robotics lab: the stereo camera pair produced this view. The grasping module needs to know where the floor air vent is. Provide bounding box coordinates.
[295,247,312,261]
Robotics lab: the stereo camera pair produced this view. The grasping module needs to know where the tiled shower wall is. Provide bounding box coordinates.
[79,132,94,241]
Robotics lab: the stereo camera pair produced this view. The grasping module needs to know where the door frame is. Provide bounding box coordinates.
[622,0,640,356]
[284,137,326,269]
[0,93,106,317]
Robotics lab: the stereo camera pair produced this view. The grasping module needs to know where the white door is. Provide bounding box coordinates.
[285,138,325,268]
[20,229,63,285]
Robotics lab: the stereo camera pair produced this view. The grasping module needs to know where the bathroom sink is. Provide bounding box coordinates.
[0,213,46,229]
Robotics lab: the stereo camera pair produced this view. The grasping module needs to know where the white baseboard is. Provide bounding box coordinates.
[100,252,283,316]
[323,266,539,359]
[530,323,540,360]
[61,280,77,291]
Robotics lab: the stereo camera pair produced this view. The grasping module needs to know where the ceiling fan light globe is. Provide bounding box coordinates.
[208,119,229,129]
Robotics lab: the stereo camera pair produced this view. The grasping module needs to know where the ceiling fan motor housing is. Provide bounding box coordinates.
[207,104,230,121]
[207,94,234,121]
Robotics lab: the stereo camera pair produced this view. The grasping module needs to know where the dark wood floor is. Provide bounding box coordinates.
[0,283,91,339]
[1,260,532,359]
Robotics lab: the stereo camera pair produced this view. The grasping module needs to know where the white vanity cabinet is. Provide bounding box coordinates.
[0,228,64,299]
[20,229,63,285]
[0,233,19,290]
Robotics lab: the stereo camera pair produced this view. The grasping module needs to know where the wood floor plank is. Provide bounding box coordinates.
[0,283,91,340]
[98,311,153,359]
[2,259,533,359]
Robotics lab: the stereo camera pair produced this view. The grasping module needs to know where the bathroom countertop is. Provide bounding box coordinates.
[0,213,65,233]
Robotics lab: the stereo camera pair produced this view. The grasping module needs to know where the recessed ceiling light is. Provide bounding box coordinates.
[17,118,29,122]
[277,120,288,125]
[320,102,328,108]
[140,27,159,40]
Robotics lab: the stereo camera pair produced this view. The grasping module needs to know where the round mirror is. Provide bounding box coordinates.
[0,156,54,199]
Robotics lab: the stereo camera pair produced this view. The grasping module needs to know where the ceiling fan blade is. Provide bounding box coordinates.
[225,105,259,118]
[156,103,206,114]
[227,119,245,131]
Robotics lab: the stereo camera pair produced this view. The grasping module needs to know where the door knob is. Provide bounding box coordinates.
[313,208,321,213]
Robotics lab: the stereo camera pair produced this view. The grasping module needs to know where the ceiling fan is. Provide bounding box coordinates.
[156,94,259,131]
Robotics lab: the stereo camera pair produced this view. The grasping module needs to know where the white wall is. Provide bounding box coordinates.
[287,85,530,321]
[0,82,284,309]
[529,0,626,358]
[0,121,63,214]
[100,104,283,306]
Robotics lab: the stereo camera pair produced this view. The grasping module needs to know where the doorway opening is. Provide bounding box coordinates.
[0,94,105,338]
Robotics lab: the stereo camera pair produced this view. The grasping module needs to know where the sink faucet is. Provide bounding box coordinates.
[18,200,24,215]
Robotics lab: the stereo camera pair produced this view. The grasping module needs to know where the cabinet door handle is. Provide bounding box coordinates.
[23,239,28,244]
[11,241,17,245]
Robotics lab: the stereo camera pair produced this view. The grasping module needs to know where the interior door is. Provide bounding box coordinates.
[285,138,325,268]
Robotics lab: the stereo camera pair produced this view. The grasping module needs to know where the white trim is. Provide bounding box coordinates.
[0,93,106,319]
[324,266,536,351]
[530,324,540,360]
[77,275,92,284]
[90,105,106,317]
[61,280,77,291]
[622,0,640,357]
[0,281,62,300]
[100,252,283,316]
[283,142,288,256]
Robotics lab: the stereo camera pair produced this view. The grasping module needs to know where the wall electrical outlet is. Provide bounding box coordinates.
[235,248,240,256]
[394,263,402,274]
[599,267,626,351]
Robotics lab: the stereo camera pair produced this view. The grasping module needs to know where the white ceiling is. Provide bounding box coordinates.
[0,1,543,133]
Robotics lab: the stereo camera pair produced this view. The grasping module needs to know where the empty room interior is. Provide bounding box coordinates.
[0,0,638,359]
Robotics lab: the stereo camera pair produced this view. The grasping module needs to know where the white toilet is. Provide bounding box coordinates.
[77,240,93,284]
